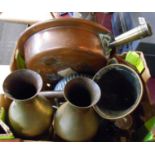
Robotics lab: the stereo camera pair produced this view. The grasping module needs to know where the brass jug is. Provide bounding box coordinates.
[2,69,56,138]
[53,77,101,141]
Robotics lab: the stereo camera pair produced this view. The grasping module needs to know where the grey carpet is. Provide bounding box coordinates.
[0,21,27,65]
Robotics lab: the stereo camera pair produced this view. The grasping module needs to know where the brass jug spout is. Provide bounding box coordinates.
[64,77,101,108]
[3,69,64,101]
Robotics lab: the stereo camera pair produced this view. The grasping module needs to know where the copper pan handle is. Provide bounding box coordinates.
[109,17,152,47]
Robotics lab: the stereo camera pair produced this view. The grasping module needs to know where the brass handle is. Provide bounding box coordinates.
[39,91,64,109]
[109,17,152,47]
[39,91,64,98]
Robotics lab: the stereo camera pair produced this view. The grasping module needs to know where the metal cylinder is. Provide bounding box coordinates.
[109,22,152,47]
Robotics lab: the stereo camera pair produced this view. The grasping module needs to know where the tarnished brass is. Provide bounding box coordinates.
[3,69,55,138]
[3,69,100,141]
[54,77,101,141]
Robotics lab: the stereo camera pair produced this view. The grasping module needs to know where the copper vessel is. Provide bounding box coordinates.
[11,18,110,84]
[10,18,152,85]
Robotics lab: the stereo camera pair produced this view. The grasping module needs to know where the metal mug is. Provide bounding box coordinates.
[93,64,143,120]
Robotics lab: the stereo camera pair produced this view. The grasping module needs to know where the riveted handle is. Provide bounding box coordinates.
[109,17,152,47]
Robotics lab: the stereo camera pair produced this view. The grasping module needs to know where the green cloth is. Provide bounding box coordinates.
[143,117,155,142]
[125,51,144,73]
[0,107,6,122]
[15,52,26,69]
[0,107,15,140]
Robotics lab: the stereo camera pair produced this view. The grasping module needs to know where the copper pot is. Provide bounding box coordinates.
[11,18,110,84]
[11,18,151,85]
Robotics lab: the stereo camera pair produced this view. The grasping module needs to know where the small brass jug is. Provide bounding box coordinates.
[54,77,101,141]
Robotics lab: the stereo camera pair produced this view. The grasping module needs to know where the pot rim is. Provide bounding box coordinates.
[15,18,111,57]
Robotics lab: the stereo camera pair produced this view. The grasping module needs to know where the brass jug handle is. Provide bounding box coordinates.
[39,91,64,98]
[39,91,64,110]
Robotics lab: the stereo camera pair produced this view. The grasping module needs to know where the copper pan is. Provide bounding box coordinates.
[10,18,110,83]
